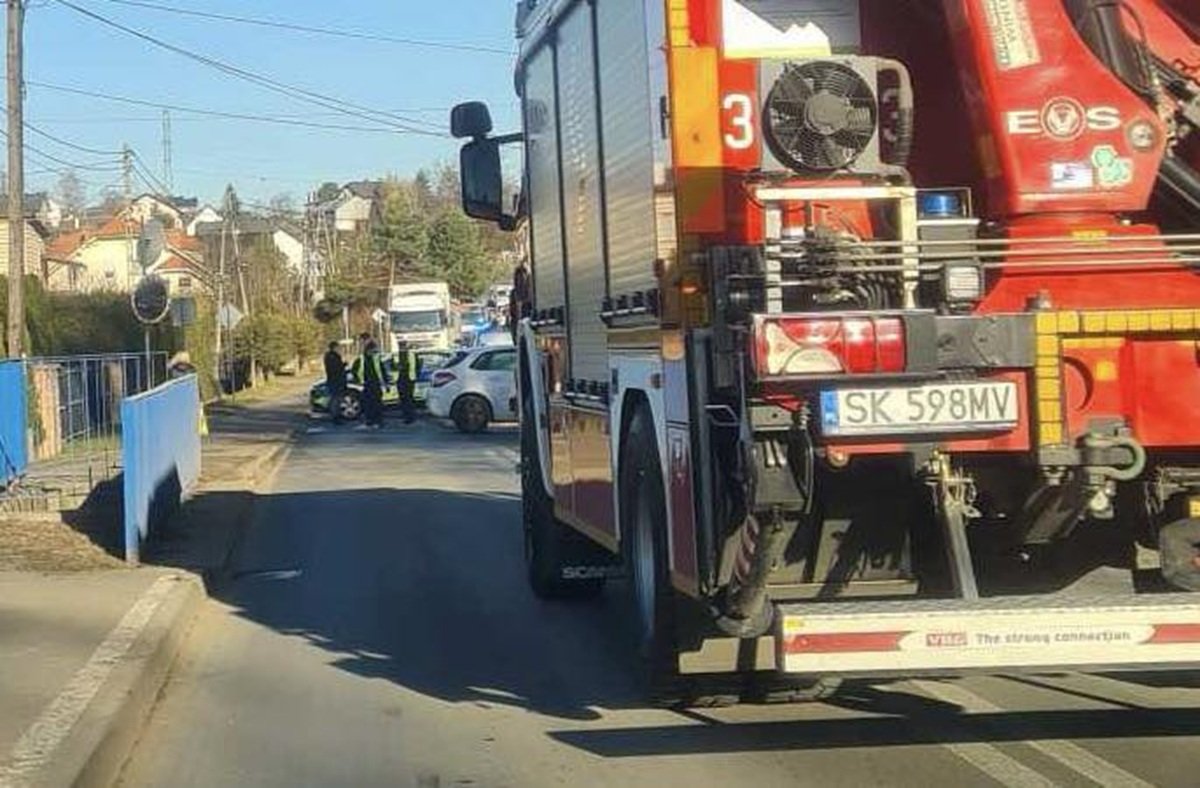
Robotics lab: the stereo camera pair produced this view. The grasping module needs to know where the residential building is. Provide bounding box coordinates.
[45,212,205,294]
[186,204,222,236]
[317,180,383,233]
[0,217,50,281]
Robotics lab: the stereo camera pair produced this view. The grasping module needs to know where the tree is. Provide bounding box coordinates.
[425,209,496,299]
[98,188,124,217]
[373,179,428,281]
[267,192,297,220]
[55,169,87,217]
[316,181,341,203]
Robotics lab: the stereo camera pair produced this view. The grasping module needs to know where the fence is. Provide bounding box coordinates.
[0,361,28,488]
[20,353,167,505]
[122,375,202,563]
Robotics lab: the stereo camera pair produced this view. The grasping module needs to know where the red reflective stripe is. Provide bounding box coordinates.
[784,631,908,654]
[1148,624,1200,644]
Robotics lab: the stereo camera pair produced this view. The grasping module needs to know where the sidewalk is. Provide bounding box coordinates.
[0,374,311,788]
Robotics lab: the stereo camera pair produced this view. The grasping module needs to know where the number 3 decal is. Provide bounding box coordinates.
[723,93,755,151]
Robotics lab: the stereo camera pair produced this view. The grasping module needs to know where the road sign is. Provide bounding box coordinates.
[131,275,171,325]
[217,303,244,330]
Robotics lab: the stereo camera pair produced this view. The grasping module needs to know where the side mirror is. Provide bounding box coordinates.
[460,139,504,223]
[451,102,493,139]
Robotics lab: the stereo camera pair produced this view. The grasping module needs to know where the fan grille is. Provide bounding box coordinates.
[764,61,878,173]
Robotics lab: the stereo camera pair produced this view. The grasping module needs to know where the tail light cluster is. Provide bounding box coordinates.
[431,370,457,388]
[752,315,906,378]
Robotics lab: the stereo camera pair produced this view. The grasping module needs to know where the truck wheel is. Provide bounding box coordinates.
[521,389,604,599]
[453,394,492,433]
[1159,517,1200,591]
[619,408,682,702]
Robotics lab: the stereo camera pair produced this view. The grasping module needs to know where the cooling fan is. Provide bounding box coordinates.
[759,57,912,177]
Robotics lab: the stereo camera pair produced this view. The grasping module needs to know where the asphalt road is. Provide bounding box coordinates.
[119,416,1200,788]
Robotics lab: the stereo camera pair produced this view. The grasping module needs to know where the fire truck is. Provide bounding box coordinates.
[453,0,1200,701]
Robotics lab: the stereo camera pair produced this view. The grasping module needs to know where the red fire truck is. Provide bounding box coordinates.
[453,0,1200,701]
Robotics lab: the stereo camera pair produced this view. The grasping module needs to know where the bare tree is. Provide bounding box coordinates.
[55,169,86,217]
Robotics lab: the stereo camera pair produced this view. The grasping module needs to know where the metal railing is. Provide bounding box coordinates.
[13,352,168,508]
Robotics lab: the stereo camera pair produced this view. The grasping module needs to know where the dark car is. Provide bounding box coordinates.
[309,349,461,420]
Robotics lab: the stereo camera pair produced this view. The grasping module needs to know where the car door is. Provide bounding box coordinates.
[472,349,517,419]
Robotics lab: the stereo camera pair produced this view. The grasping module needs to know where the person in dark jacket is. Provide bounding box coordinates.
[359,340,390,429]
[395,342,418,425]
[323,342,347,424]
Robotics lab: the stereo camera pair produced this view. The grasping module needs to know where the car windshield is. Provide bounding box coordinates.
[390,310,444,332]
[462,309,488,324]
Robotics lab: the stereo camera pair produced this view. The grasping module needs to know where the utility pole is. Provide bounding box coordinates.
[121,144,135,289]
[5,0,24,358]
[160,109,173,195]
[215,190,227,393]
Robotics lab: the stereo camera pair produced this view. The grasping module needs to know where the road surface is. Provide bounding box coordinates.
[119,417,1200,787]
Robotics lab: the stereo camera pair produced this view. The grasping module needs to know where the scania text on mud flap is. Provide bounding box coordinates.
[453,0,1200,703]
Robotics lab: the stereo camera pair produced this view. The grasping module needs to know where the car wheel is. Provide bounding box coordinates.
[452,394,491,434]
[338,391,362,421]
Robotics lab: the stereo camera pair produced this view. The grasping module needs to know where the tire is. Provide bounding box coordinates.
[337,391,362,421]
[1159,517,1200,591]
[452,394,492,434]
[619,406,682,702]
[520,378,604,599]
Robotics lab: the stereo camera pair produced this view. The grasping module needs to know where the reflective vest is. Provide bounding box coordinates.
[398,349,417,384]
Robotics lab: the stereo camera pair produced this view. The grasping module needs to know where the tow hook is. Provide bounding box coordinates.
[1080,432,1148,520]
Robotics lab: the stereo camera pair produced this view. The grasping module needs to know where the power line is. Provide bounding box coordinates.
[53,0,448,136]
[23,120,123,156]
[0,127,123,171]
[28,81,437,136]
[93,0,514,56]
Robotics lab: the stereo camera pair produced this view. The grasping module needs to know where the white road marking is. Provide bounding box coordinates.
[913,679,1156,788]
[937,740,1057,788]
[0,574,182,788]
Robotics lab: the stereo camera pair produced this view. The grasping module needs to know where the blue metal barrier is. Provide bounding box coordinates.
[0,360,28,487]
[121,375,201,563]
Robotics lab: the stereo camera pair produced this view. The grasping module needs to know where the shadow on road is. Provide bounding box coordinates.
[546,705,1200,757]
[168,472,1200,755]
[199,485,645,722]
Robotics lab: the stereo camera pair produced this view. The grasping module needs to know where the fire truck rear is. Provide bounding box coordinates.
[453,0,1200,700]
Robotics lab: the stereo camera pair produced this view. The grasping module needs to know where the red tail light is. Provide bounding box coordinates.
[431,370,457,388]
[753,316,907,378]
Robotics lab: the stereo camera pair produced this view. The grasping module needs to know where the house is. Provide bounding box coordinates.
[186,204,222,237]
[0,217,50,280]
[273,224,304,274]
[317,180,383,234]
[45,212,206,293]
[126,193,185,230]
[145,244,208,297]
[194,217,306,275]
[0,194,58,285]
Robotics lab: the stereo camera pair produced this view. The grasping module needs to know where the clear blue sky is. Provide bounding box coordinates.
[15,0,520,207]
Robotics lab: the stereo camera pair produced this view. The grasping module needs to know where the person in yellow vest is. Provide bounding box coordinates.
[396,342,418,425]
[358,340,391,429]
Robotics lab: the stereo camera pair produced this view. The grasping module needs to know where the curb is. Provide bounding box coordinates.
[23,572,204,788]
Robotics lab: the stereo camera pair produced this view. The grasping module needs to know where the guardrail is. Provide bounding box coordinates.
[0,360,28,488]
[121,375,202,563]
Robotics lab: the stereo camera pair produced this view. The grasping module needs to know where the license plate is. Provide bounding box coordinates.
[821,381,1018,436]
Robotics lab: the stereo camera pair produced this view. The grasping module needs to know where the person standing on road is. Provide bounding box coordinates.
[323,342,348,424]
[510,261,530,342]
[396,342,418,425]
[359,339,390,429]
